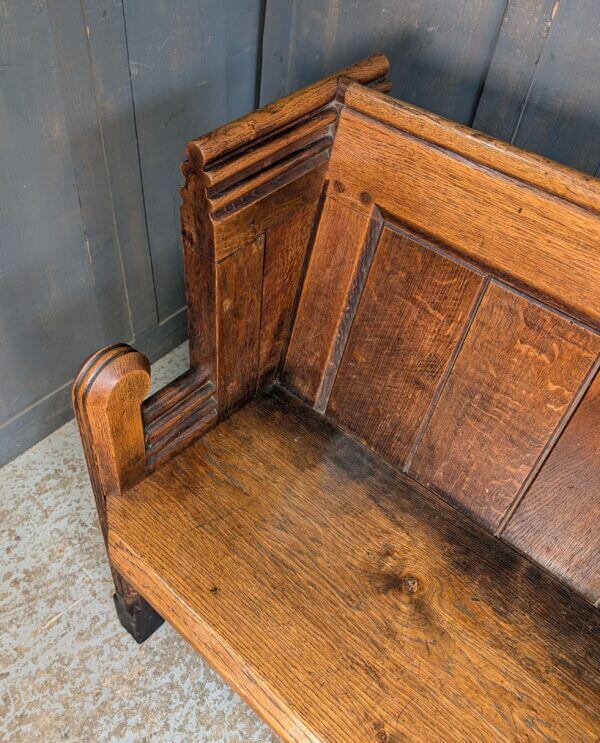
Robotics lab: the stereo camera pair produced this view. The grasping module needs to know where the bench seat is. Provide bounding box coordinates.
[108,387,599,743]
[73,55,600,741]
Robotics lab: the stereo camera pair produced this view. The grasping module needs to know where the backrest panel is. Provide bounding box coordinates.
[283,196,381,410]
[327,106,600,327]
[282,83,600,602]
[258,199,320,389]
[407,282,599,530]
[327,225,485,468]
[503,372,600,602]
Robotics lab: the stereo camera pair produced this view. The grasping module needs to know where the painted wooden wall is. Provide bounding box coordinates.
[0,0,263,465]
[1,0,598,465]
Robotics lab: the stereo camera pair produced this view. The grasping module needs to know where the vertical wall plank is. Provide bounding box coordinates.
[83,0,158,336]
[123,0,263,321]
[261,0,507,124]
[409,284,600,530]
[472,0,558,139]
[510,0,600,174]
[46,0,131,344]
[0,0,121,457]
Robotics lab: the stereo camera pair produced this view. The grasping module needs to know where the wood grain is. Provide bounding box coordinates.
[283,196,381,409]
[327,108,600,327]
[203,108,338,189]
[72,343,150,608]
[409,283,600,530]
[341,78,600,215]
[212,161,328,260]
[190,54,389,166]
[258,200,320,388]
[503,371,600,603]
[109,388,600,743]
[216,237,264,415]
[328,227,484,468]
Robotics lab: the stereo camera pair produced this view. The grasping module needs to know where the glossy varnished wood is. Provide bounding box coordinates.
[409,283,600,530]
[108,389,600,743]
[503,371,600,603]
[328,227,484,468]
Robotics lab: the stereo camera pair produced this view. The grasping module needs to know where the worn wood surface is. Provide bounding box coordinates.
[409,283,600,530]
[503,371,600,603]
[216,238,264,415]
[109,388,600,743]
[6,0,600,468]
[180,56,389,423]
[283,196,381,409]
[178,72,600,602]
[328,227,484,468]
[143,368,217,472]
[72,344,150,609]
[258,200,321,388]
[342,81,600,214]
[192,54,388,166]
[327,107,600,327]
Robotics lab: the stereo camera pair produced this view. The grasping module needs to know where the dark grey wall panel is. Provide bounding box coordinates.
[510,0,600,175]
[0,0,262,467]
[472,0,557,140]
[123,0,263,321]
[260,0,508,124]
[83,0,158,337]
[0,0,126,426]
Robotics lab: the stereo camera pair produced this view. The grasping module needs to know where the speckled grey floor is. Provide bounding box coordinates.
[0,343,278,743]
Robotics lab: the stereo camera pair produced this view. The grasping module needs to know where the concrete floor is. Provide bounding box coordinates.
[0,343,278,743]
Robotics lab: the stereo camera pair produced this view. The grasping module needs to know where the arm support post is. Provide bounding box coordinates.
[72,343,163,642]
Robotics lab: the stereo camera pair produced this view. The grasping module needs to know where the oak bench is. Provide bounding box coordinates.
[73,55,600,742]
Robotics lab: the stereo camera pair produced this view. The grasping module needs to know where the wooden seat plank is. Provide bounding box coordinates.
[108,388,600,743]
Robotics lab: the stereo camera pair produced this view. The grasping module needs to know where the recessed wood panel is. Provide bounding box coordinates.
[327,108,600,327]
[328,228,484,468]
[503,371,600,603]
[258,200,320,388]
[216,237,264,414]
[283,196,380,408]
[409,283,600,530]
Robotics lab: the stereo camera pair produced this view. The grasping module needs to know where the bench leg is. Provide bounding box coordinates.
[112,578,164,643]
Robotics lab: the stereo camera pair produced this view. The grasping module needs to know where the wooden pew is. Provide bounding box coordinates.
[73,55,600,742]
